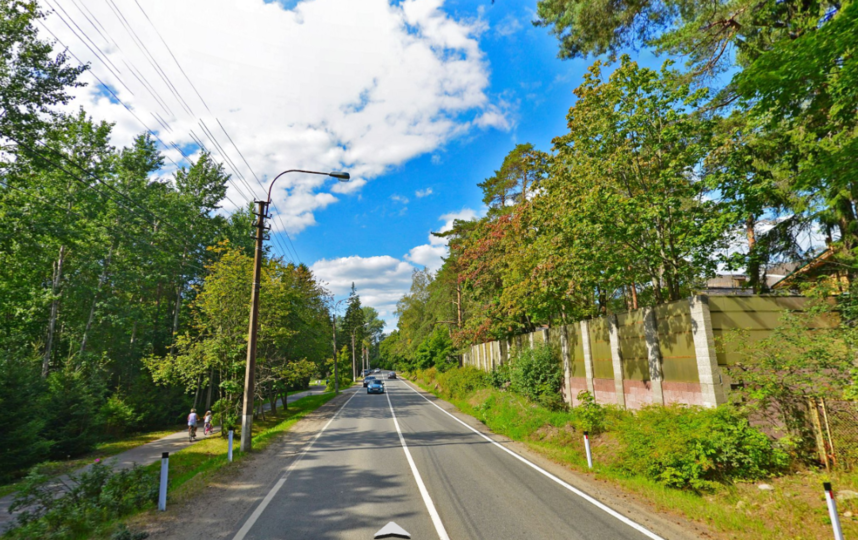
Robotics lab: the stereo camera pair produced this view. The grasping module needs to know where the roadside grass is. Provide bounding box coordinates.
[0,428,179,499]
[408,374,858,540]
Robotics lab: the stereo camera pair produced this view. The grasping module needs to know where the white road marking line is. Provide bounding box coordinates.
[232,390,359,540]
[400,379,666,540]
[386,389,451,540]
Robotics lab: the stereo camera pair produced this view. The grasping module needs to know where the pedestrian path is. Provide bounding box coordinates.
[0,386,328,531]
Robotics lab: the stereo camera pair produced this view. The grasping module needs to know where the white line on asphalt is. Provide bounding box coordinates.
[400,380,666,540]
[232,390,359,540]
[386,389,451,540]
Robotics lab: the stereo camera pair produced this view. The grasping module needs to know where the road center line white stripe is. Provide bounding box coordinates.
[386,388,451,540]
[401,379,665,540]
[232,390,359,540]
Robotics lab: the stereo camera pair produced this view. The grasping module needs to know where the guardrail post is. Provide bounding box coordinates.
[583,431,593,469]
[824,482,845,540]
[228,430,234,462]
[158,452,169,511]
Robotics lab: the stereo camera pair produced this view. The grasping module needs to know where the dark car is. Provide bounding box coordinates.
[387,372,397,379]
[367,379,385,394]
[362,375,376,388]
[363,369,371,377]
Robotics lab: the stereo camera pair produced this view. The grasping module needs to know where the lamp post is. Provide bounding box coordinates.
[239,169,349,453]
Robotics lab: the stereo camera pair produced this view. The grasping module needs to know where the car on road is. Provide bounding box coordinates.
[362,375,376,388]
[374,368,380,373]
[387,372,397,379]
[366,379,385,394]
[363,369,371,377]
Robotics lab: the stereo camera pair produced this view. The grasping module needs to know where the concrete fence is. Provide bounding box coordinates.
[462,295,823,409]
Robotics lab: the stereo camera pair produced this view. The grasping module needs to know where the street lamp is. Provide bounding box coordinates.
[240,169,349,453]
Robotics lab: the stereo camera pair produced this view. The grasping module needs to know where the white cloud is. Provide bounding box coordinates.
[313,207,480,328]
[391,194,410,204]
[415,187,433,198]
[495,14,523,37]
[43,0,504,234]
[405,207,479,270]
[311,255,416,328]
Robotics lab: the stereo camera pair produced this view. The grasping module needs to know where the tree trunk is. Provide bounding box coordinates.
[269,387,277,415]
[43,245,66,377]
[630,282,639,310]
[205,367,214,411]
[192,374,202,410]
[80,244,114,355]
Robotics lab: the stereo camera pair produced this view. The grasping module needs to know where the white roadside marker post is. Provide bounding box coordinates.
[583,431,593,469]
[824,482,845,540]
[228,430,234,462]
[158,452,169,511]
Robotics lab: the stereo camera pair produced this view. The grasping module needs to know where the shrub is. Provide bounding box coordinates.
[9,460,158,539]
[489,363,511,389]
[99,395,137,438]
[436,367,491,399]
[508,343,563,407]
[617,405,789,491]
[574,391,607,434]
[414,327,456,372]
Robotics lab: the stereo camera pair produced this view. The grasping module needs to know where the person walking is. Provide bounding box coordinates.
[203,410,213,436]
[187,408,199,442]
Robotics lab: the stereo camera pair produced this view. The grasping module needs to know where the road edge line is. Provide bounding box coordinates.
[386,389,451,540]
[231,389,359,540]
[401,378,665,540]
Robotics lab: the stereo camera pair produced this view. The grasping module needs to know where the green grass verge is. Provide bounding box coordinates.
[407,375,858,540]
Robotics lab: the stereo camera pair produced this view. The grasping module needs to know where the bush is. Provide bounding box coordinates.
[617,405,789,491]
[99,395,137,438]
[489,363,511,389]
[414,327,456,372]
[436,367,491,399]
[508,343,563,408]
[9,460,158,539]
[574,391,606,434]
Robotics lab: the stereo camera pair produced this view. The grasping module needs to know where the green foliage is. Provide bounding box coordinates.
[508,344,563,409]
[436,367,491,400]
[8,460,157,539]
[575,391,606,434]
[0,357,50,482]
[414,326,456,372]
[617,405,789,491]
[99,395,137,438]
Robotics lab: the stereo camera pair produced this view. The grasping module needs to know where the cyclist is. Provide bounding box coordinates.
[203,410,213,436]
[187,408,199,441]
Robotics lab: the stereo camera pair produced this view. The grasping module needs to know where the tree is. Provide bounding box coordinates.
[533,0,834,78]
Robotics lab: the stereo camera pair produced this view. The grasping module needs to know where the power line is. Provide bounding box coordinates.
[36,21,192,169]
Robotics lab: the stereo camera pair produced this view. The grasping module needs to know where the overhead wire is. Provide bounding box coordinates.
[52,0,295,261]
[122,4,302,264]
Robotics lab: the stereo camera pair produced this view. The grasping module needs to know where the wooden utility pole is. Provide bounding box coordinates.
[240,200,268,452]
[351,331,356,380]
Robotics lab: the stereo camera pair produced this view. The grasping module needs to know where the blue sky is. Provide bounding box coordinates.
[43,0,670,328]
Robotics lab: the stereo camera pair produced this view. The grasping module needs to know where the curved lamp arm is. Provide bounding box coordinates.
[267,169,350,203]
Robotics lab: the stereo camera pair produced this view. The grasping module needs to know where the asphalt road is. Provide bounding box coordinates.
[230,373,662,540]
